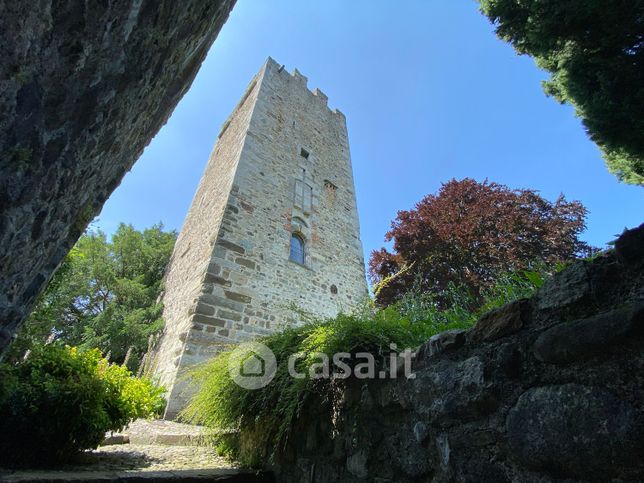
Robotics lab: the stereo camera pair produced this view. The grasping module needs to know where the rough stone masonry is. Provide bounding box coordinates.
[258,223,644,482]
[151,58,369,418]
[0,0,236,355]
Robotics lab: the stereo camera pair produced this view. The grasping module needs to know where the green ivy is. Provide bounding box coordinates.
[182,268,546,465]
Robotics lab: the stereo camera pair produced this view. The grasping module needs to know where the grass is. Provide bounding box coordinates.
[181,268,546,464]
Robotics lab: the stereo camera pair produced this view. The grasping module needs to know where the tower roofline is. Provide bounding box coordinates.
[263,56,346,118]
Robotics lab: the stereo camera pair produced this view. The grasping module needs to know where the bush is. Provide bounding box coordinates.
[182,313,412,465]
[0,344,165,467]
[182,269,545,464]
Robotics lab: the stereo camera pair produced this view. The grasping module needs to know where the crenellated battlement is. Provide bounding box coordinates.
[265,57,344,118]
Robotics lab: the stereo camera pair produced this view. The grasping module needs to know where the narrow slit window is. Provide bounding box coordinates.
[294,179,313,212]
[289,233,305,265]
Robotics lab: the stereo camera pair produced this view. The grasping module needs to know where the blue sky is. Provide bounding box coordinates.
[96,0,642,259]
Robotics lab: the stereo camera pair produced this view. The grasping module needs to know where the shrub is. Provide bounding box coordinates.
[182,268,545,464]
[182,311,425,463]
[0,344,165,467]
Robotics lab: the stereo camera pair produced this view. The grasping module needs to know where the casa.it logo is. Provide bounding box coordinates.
[228,341,277,390]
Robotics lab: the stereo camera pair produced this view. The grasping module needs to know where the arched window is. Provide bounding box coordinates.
[289,233,305,265]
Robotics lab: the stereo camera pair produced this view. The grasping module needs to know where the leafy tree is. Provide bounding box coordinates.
[479,0,644,185]
[369,178,592,306]
[9,223,176,369]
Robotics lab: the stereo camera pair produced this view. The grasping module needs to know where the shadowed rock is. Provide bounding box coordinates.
[0,0,236,355]
[251,224,644,482]
[533,302,644,364]
[469,298,530,342]
[507,383,644,479]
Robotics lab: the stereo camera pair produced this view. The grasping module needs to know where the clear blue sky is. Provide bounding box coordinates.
[96,0,642,259]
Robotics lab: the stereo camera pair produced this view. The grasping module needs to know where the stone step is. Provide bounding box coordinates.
[0,468,274,482]
[102,420,205,447]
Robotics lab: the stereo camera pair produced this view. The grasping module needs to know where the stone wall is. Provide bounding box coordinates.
[258,223,644,482]
[0,0,236,354]
[152,58,369,418]
[152,63,265,414]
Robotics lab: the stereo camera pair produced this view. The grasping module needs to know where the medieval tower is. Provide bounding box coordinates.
[152,57,368,418]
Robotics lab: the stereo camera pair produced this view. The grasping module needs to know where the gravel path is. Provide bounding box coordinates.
[81,443,235,471]
[0,445,264,481]
[0,421,264,481]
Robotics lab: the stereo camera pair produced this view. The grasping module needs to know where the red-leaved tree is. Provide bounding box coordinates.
[369,178,592,307]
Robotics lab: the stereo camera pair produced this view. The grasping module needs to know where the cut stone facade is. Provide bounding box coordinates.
[152,58,368,418]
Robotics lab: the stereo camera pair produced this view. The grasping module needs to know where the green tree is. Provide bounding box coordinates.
[10,224,176,369]
[479,0,644,185]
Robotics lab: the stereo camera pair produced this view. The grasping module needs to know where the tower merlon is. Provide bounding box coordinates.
[313,88,328,105]
[292,68,308,86]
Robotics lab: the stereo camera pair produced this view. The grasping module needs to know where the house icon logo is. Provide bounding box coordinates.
[228,341,277,390]
[240,351,266,377]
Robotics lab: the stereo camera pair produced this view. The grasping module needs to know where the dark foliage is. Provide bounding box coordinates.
[369,178,591,306]
[479,0,644,185]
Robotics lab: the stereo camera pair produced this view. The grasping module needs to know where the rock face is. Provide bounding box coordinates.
[258,223,644,482]
[0,0,236,354]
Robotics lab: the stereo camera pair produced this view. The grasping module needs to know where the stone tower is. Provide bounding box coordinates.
[152,58,368,418]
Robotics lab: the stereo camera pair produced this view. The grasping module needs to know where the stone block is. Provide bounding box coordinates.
[506,384,644,479]
[192,314,226,327]
[204,273,232,287]
[615,222,644,268]
[194,302,215,316]
[416,329,466,362]
[218,309,242,321]
[216,238,245,254]
[533,302,644,364]
[535,261,591,310]
[208,262,222,275]
[224,290,252,304]
[235,257,256,269]
[200,294,244,312]
[469,299,530,342]
[101,434,129,445]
